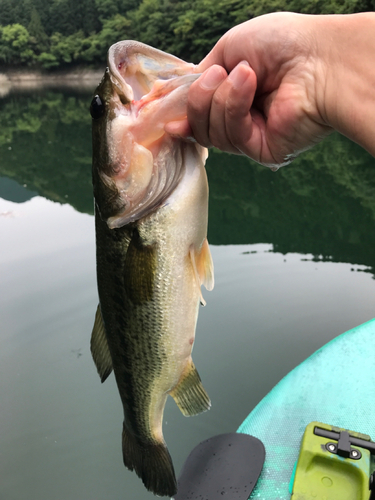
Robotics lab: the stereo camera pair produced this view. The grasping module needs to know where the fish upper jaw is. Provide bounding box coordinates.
[108,40,196,101]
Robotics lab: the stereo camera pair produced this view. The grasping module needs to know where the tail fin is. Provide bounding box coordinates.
[122,423,177,497]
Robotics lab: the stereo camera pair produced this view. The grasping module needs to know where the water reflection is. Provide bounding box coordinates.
[1,89,375,273]
[0,176,37,202]
[2,195,375,500]
[1,89,375,500]
[0,90,94,213]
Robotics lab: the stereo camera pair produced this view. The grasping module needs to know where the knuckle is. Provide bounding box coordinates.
[188,99,204,116]
[212,91,224,109]
[208,129,222,149]
[226,96,247,119]
[193,128,212,148]
[209,131,237,154]
[226,102,241,120]
[227,125,250,152]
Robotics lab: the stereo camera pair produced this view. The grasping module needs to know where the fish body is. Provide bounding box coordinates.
[90,42,214,497]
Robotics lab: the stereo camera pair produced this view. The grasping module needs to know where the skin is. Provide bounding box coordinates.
[165,12,375,167]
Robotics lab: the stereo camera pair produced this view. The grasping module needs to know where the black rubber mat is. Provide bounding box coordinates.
[174,433,265,500]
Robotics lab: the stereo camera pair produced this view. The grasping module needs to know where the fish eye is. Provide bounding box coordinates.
[90,95,105,120]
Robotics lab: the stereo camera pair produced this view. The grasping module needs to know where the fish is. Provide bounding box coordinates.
[89,41,214,497]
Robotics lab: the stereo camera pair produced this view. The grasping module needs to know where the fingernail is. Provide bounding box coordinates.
[200,66,226,90]
[228,61,250,89]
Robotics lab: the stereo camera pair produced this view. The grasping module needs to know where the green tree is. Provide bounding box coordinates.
[38,51,59,69]
[0,0,373,69]
[80,14,132,63]
[0,0,29,27]
[47,0,101,36]
[0,0,16,26]
[129,0,189,55]
[94,0,140,18]
[0,24,36,65]
[28,7,49,52]
[171,0,266,62]
[49,31,85,64]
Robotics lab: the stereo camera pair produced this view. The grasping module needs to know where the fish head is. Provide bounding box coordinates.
[90,68,129,221]
[90,41,200,228]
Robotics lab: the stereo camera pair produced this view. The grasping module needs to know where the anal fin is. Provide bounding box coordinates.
[170,360,211,416]
[90,304,113,383]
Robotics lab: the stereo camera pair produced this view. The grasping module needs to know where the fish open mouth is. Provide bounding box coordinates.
[92,41,200,229]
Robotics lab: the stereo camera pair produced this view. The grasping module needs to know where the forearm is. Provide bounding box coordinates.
[316,13,375,156]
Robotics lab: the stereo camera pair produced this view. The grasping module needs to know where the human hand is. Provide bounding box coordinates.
[166,12,375,166]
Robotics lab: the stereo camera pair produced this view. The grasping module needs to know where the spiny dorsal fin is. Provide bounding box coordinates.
[90,304,113,383]
[189,238,214,306]
[169,360,211,416]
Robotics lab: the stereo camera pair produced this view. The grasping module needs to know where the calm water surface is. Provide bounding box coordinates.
[1,87,375,500]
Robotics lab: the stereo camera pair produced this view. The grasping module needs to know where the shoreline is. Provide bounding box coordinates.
[0,69,104,96]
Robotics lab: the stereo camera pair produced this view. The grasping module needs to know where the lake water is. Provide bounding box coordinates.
[1,86,375,500]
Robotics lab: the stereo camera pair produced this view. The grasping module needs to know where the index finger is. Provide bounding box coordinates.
[187,65,228,148]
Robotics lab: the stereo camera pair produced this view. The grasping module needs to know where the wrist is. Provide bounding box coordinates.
[315,13,375,156]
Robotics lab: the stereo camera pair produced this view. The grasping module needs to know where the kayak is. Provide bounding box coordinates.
[175,318,375,500]
[238,317,375,499]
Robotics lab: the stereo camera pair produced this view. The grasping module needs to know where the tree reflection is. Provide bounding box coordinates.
[1,89,375,274]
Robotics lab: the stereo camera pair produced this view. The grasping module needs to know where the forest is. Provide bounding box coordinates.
[0,0,374,69]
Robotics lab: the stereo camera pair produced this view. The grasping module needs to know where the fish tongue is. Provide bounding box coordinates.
[131,74,200,149]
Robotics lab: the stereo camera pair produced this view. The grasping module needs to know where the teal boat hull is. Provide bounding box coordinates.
[238,318,375,499]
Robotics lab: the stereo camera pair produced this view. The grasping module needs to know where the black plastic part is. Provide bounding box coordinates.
[173,433,265,500]
[370,473,375,500]
[337,431,352,458]
[314,426,375,455]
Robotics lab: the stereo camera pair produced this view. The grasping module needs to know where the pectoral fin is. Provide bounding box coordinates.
[90,305,113,383]
[189,238,214,306]
[124,228,157,305]
[169,360,211,416]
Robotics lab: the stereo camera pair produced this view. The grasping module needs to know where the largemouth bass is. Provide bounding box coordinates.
[89,41,214,497]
